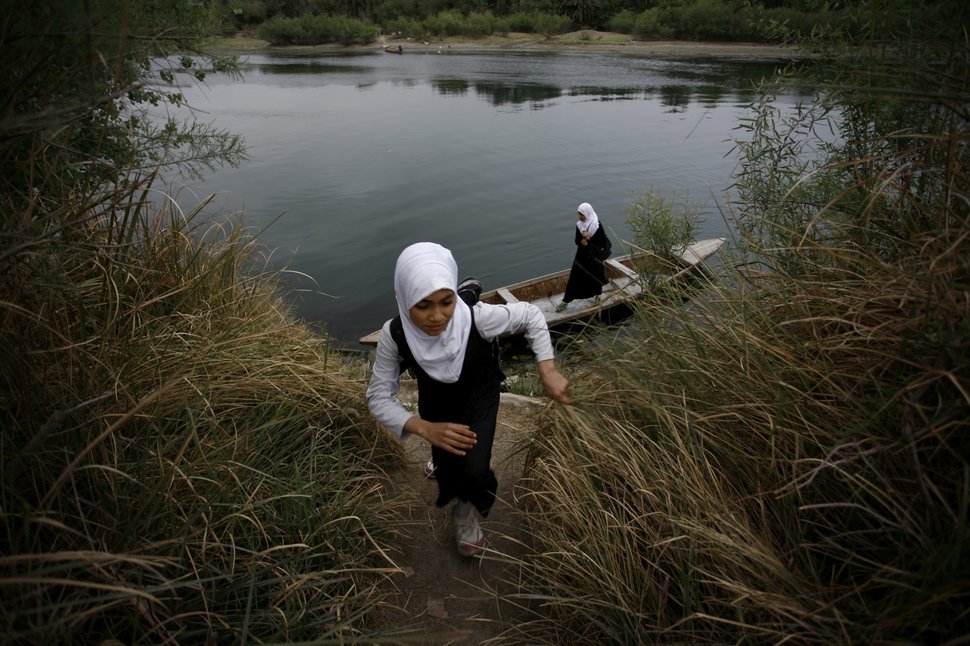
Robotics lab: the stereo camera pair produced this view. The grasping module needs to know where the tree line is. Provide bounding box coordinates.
[210,0,889,44]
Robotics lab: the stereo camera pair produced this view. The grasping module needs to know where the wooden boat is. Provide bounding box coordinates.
[357,237,725,346]
[384,45,403,54]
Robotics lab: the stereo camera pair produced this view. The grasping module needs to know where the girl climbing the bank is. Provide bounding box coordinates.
[366,242,571,556]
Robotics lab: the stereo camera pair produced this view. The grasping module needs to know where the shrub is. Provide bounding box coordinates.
[492,15,511,36]
[507,11,540,32]
[608,9,637,34]
[382,16,422,38]
[676,0,753,41]
[256,14,302,43]
[256,13,378,45]
[336,15,380,43]
[625,191,698,281]
[465,11,496,37]
[423,9,465,36]
[534,12,570,38]
[633,8,673,39]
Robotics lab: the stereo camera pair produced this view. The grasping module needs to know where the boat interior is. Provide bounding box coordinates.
[480,257,643,317]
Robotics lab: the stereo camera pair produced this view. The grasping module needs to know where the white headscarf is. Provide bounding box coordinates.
[393,242,472,383]
[577,202,600,237]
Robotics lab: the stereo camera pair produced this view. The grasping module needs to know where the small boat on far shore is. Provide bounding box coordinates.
[384,45,403,54]
[357,238,725,347]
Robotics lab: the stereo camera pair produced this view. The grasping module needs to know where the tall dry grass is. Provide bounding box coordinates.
[505,35,969,646]
[1,4,423,641]
[0,173,411,643]
[510,205,969,643]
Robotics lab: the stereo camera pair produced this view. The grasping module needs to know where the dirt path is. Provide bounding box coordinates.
[374,384,549,644]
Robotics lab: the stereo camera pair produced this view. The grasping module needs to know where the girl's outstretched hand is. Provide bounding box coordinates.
[537,360,571,404]
[405,418,477,456]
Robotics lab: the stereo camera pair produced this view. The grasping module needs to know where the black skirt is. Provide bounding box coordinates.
[392,309,505,516]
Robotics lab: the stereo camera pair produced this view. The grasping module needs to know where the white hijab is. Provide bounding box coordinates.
[577,202,600,236]
[393,242,472,383]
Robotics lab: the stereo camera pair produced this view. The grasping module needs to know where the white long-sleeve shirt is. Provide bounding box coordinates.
[366,301,554,439]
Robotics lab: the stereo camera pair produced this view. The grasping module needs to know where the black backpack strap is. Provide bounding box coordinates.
[389,315,415,376]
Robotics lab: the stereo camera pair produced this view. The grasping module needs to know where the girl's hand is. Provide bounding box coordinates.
[405,418,477,455]
[537,360,571,404]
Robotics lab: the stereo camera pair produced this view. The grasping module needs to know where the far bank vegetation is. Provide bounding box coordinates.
[215,0,892,46]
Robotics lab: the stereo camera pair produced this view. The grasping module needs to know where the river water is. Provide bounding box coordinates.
[161,46,804,348]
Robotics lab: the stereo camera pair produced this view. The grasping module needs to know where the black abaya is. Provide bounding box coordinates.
[562,225,609,302]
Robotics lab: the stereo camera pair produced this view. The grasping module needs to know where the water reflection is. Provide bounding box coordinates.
[433,78,564,105]
[571,87,644,99]
[477,81,562,105]
[659,85,692,111]
[429,79,767,109]
[694,85,731,107]
[433,78,470,95]
[255,61,365,74]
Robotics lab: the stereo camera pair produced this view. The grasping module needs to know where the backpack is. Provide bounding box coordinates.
[593,234,612,261]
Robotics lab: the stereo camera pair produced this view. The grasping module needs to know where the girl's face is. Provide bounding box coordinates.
[409,288,456,336]
[577,211,586,221]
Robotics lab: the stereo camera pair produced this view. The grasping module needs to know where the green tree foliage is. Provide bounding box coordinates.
[0,0,245,221]
[625,190,698,280]
[225,0,868,40]
[733,0,970,263]
[256,12,379,43]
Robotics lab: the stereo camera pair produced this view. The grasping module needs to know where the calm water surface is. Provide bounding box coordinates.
[163,47,803,347]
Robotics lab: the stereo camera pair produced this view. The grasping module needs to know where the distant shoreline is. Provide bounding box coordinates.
[209,30,803,61]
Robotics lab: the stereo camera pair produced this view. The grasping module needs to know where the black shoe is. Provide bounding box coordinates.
[458,276,482,305]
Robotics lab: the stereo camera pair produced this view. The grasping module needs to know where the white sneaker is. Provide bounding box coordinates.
[452,507,485,557]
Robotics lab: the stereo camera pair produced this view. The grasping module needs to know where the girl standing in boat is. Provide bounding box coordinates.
[366,242,571,556]
[556,202,611,312]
